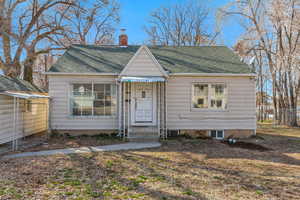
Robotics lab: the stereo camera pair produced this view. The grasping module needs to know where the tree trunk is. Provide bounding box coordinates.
[23,58,34,83]
[289,108,298,126]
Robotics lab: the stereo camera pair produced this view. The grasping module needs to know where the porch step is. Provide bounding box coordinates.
[128,135,159,142]
[127,126,160,142]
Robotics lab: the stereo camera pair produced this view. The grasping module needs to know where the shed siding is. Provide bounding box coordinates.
[166,76,256,130]
[121,48,164,76]
[48,75,118,130]
[0,95,48,144]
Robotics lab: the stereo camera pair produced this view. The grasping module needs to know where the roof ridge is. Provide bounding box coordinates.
[71,44,229,48]
[71,44,141,48]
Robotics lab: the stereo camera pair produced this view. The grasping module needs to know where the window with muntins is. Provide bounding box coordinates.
[192,83,227,109]
[71,83,116,116]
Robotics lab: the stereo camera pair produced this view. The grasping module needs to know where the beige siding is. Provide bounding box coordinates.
[166,76,256,130]
[121,48,164,76]
[0,95,48,145]
[0,95,14,144]
[23,98,49,136]
[49,74,255,132]
[48,75,118,130]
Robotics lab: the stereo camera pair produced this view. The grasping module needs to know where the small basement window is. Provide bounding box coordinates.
[210,130,224,139]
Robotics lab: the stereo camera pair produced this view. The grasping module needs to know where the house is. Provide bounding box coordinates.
[32,54,56,91]
[0,75,49,150]
[46,34,256,140]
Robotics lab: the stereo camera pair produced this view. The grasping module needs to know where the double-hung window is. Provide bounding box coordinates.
[71,83,116,116]
[192,83,227,109]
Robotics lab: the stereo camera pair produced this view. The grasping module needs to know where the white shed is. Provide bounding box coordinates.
[0,75,49,150]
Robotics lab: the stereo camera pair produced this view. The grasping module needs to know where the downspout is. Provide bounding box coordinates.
[12,97,19,151]
[12,97,16,151]
[47,98,52,139]
[165,80,168,139]
[127,82,130,139]
[117,80,122,137]
[123,82,126,140]
[157,82,160,138]
[16,98,19,150]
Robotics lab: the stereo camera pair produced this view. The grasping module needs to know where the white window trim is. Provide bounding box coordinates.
[68,81,117,118]
[210,130,224,140]
[191,82,228,111]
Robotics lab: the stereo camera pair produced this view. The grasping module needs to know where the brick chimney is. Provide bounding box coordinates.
[119,29,128,47]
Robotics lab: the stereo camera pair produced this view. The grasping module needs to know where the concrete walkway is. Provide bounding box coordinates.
[1,142,161,159]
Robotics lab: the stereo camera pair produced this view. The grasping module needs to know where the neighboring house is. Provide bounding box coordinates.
[32,54,56,91]
[46,34,256,140]
[0,75,49,149]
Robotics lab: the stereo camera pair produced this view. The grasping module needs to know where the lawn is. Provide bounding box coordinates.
[0,125,300,200]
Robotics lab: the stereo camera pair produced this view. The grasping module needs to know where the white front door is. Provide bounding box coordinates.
[132,83,156,125]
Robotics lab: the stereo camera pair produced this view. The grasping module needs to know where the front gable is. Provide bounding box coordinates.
[120,45,168,77]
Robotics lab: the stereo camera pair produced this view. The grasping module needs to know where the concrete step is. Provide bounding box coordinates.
[128,135,159,142]
[129,132,159,137]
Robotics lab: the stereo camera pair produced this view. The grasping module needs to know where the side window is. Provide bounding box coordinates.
[142,91,146,98]
[23,100,32,112]
[192,84,208,108]
[192,83,227,109]
[211,84,227,109]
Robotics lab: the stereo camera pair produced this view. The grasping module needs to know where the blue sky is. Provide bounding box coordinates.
[117,0,243,46]
[0,0,243,76]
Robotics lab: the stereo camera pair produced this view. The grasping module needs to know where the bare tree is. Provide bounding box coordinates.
[0,0,120,82]
[0,0,73,81]
[221,0,300,126]
[234,39,272,122]
[60,0,120,46]
[145,0,220,46]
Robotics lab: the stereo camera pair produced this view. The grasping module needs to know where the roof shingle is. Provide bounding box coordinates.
[48,45,252,74]
[0,75,44,92]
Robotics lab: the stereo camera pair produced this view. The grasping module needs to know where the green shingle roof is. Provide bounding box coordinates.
[0,75,44,92]
[48,45,252,74]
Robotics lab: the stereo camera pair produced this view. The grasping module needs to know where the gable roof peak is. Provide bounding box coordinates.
[119,45,168,77]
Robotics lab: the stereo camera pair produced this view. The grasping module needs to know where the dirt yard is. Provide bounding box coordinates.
[0,133,125,155]
[0,125,300,200]
[23,133,125,152]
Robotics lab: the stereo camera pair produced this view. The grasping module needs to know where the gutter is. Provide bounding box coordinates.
[169,73,257,77]
[44,72,256,77]
[44,72,119,76]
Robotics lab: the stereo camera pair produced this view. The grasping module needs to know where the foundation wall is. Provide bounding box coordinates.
[180,129,255,139]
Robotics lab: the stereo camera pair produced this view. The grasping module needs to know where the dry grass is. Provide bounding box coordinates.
[0,125,300,200]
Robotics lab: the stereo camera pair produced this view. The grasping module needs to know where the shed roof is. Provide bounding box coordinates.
[0,75,44,93]
[48,45,252,74]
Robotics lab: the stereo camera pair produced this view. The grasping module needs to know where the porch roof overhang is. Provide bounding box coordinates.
[0,91,50,99]
[119,76,166,83]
